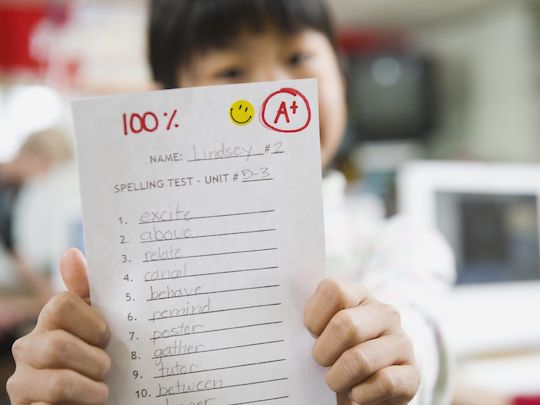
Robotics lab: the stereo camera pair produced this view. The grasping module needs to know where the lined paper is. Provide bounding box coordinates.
[72,79,334,405]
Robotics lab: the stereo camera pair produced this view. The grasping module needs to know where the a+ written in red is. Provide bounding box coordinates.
[274,100,299,124]
[261,88,312,133]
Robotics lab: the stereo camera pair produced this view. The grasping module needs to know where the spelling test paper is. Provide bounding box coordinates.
[71,79,335,405]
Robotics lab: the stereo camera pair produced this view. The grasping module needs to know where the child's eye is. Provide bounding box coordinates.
[287,52,311,67]
[215,67,244,80]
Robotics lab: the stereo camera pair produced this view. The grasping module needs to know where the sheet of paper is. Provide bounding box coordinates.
[72,79,334,405]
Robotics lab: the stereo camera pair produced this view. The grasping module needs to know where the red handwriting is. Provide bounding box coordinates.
[260,88,311,133]
[122,110,180,136]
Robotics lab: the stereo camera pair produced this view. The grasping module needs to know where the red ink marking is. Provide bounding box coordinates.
[145,112,159,132]
[260,88,311,133]
[166,109,178,130]
[274,101,290,124]
[122,113,128,136]
[121,110,180,136]
[130,113,144,134]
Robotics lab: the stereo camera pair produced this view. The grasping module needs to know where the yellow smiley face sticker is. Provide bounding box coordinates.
[229,100,255,126]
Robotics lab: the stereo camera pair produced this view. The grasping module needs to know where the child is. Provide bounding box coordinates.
[7,1,455,404]
[0,129,72,335]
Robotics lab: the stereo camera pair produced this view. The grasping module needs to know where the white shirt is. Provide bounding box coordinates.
[322,170,456,405]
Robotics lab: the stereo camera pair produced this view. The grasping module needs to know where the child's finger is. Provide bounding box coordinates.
[336,392,350,405]
[312,303,401,367]
[60,248,90,301]
[36,292,110,348]
[14,329,111,382]
[325,334,414,393]
[348,364,419,404]
[304,279,370,337]
[7,366,109,405]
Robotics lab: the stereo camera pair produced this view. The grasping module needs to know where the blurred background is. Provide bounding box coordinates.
[1,0,540,404]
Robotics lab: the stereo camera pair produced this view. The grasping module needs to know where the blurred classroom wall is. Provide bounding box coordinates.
[414,1,539,162]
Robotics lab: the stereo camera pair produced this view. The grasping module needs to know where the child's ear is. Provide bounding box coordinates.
[340,71,347,94]
[150,81,164,90]
[338,55,349,98]
[338,55,349,88]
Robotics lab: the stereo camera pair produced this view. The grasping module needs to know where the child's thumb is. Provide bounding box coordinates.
[60,248,90,301]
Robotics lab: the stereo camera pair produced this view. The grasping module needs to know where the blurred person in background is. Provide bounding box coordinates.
[0,128,73,339]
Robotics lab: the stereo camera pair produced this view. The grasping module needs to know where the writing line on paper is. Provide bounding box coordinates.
[143,265,279,282]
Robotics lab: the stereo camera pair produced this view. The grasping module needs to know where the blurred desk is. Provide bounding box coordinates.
[456,351,540,396]
[446,284,540,397]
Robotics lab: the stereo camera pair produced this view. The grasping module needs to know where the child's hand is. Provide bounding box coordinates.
[305,279,419,405]
[7,249,111,405]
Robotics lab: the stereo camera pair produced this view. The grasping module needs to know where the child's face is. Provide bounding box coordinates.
[177,29,347,168]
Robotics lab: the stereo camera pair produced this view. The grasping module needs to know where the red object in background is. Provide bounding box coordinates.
[0,3,47,73]
[338,30,406,55]
[514,396,540,405]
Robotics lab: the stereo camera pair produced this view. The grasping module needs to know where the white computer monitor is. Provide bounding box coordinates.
[398,161,540,356]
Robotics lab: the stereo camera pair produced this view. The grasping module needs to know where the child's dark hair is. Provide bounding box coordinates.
[149,0,337,88]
